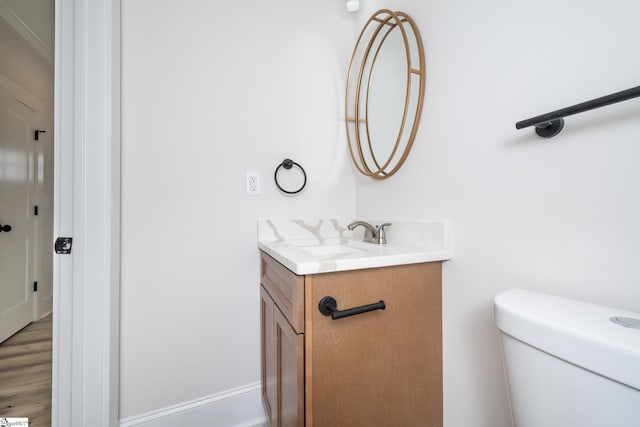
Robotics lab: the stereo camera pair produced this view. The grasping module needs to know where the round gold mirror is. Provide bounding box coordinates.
[345,10,426,179]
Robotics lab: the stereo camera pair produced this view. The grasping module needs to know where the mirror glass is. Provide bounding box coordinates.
[345,10,425,179]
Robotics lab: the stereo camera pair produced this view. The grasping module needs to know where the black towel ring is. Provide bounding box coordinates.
[274,159,307,194]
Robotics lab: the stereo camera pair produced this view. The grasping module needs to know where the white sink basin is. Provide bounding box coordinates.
[298,244,366,256]
[258,219,452,274]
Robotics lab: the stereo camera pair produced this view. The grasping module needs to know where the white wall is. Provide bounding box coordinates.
[0,17,53,105]
[0,17,53,104]
[355,1,640,426]
[120,0,356,419]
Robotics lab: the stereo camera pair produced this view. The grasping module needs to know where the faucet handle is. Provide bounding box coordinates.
[376,223,392,244]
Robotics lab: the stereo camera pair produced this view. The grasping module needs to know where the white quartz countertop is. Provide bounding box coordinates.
[258,219,452,275]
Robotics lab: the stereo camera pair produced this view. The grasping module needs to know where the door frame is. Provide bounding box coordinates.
[52,0,120,425]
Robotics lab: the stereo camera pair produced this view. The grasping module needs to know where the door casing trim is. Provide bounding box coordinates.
[52,0,120,425]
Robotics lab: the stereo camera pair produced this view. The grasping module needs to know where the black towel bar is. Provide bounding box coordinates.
[516,85,640,138]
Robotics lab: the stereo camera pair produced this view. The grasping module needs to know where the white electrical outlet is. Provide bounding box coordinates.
[246,171,261,195]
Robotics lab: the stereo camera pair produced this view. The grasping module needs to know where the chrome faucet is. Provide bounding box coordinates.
[347,221,392,244]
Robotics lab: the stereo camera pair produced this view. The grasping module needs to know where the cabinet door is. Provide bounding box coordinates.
[274,307,304,427]
[261,286,277,426]
[305,262,443,427]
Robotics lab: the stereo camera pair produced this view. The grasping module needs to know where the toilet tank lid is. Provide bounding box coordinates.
[494,289,640,391]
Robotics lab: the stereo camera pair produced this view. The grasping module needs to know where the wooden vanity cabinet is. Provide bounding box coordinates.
[260,255,304,427]
[260,251,443,427]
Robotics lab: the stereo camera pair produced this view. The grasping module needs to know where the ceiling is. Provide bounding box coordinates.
[0,0,54,63]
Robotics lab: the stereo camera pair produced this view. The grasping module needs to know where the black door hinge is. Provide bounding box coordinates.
[55,237,73,254]
[34,129,46,141]
[34,205,39,216]
[33,281,38,292]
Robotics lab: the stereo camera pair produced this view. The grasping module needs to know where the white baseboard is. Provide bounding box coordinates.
[119,382,268,427]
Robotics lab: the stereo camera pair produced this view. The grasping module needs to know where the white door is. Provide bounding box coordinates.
[0,85,35,343]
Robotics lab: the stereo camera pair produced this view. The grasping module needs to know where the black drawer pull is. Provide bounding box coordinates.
[318,296,385,320]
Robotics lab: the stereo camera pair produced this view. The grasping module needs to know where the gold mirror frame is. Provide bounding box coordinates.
[345,10,426,179]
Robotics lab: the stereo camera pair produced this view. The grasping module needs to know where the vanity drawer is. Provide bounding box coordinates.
[260,251,304,333]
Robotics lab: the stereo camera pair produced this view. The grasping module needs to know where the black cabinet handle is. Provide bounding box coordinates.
[0,224,12,232]
[318,296,385,320]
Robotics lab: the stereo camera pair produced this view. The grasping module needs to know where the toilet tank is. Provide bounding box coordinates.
[494,289,640,427]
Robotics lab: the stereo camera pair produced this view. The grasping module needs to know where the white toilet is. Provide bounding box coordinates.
[494,289,640,427]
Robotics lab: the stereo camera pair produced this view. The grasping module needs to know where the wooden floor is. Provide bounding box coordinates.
[0,314,52,427]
